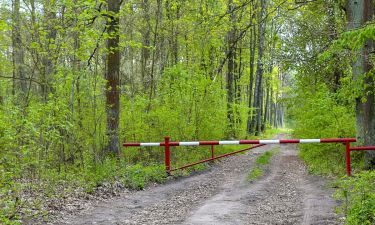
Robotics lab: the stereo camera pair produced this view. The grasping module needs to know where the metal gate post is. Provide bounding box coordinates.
[345,141,351,176]
[164,136,171,175]
[211,145,214,160]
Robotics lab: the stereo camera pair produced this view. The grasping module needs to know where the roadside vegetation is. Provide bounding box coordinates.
[283,1,375,224]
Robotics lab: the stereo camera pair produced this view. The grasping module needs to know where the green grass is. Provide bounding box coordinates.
[256,151,274,165]
[247,147,279,181]
[247,167,263,180]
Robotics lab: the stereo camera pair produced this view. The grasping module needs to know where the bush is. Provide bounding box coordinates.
[287,84,355,175]
[334,171,375,225]
[122,164,166,190]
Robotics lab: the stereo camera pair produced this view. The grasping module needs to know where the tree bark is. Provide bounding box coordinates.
[327,0,341,92]
[41,1,57,100]
[250,0,266,136]
[141,0,151,92]
[165,0,179,66]
[147,0,162,111]
[105,0,121,155]
[12,0,27,95]
[247,10,257,133]
[346,0,375,169]
[226,0,236,138]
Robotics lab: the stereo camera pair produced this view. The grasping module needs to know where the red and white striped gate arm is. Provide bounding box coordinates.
[123,138,356,147]
[123,137,361,176]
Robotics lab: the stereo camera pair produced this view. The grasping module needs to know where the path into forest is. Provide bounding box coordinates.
[54,134,341,225]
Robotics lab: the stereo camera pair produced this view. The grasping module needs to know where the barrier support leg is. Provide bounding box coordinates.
[164,136,171,175]
[345,141,351,176]
[211,145,214,160]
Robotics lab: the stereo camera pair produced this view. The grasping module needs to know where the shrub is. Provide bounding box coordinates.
[334,171,375,225]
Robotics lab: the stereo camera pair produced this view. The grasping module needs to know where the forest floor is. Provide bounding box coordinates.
[40,134,341,225]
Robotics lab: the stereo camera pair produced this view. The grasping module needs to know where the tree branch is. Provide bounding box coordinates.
[217,0,288,74]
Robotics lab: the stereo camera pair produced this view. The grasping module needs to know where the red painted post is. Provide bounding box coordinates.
[164,136,171,175]
[211,145,214,160]
[345,142,351,176]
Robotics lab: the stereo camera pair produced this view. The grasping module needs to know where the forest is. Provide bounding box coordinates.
[0,0,374,224]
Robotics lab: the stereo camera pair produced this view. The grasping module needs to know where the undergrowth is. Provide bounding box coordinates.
[334,171,375,225]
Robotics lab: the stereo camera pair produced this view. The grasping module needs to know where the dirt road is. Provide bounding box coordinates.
[55,135,340,225]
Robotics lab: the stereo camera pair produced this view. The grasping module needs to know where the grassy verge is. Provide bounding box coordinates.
[247,147,279,181]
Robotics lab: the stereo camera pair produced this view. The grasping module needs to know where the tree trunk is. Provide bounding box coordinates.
[346,0,375,169]
[263,86,270,126]
[226,0,236,138]
[12,0,27,95]
[327,0,341,92]
[235,43,242,125]
[165,0,179,66]
[105,0,121,155]
[42,1,57,100]
[250,0,266,136]
[141,0,151,92]
[247,12,256,133]
[147,0,162,111]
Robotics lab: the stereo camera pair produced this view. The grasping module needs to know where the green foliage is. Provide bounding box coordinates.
[287,83,356,175]
[121,64,227,144]
[334,171,375,225]
[336,24,375,51]
[117,164,166,190]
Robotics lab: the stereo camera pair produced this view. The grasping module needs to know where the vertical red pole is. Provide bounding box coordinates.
[345,142,351,176]
[211,145,214,160]
[164,136,171,175]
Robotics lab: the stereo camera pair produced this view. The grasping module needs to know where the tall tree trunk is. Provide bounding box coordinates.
[165,0,179,66]
[147,0,162,111]
[42,1,57,100]
[270,88,274,126]
[250,0,266,136]
[235,44,242,127]
[263,85,270,126]
[347,0,375,169]
[12,0,27,95]
[105,0,120,155]
[247,12,257,133]
[226,0,236,138]
[141,0,151,92]
[327,0,341,92]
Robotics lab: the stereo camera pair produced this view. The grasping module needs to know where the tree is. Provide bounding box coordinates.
[12,0,26,95]
[250,0,266,135]
[346,0,375,169]
[247,1,257,134]
[105,0,121,155]
[226,0,236,138]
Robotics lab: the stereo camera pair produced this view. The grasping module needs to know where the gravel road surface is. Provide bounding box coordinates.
[53,134,341,225]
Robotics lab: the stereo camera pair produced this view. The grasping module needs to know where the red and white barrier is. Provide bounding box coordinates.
[123,137,360,176]
[123,138,356,147]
